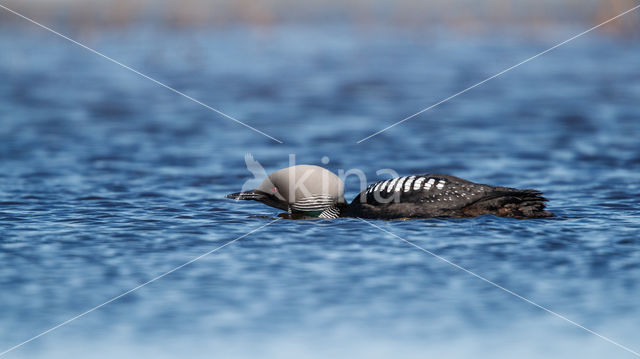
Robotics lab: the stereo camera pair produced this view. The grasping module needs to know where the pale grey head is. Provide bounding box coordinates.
[227,165,346,218]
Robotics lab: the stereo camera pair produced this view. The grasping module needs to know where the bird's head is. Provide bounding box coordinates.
[227,165,345,216]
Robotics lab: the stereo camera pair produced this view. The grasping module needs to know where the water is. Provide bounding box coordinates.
[1,25,639,358]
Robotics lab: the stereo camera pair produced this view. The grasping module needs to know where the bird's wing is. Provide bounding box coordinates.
[354,174,492,209]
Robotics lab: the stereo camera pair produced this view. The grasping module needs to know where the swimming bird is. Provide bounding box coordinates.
[226,165,552,219]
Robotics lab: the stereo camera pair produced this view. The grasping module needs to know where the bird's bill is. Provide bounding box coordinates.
[226,190,266,201]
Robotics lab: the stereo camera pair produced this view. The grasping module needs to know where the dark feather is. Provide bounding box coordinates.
[347,175,552,219]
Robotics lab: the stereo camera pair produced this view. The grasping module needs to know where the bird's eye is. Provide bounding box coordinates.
[272,187,277,192]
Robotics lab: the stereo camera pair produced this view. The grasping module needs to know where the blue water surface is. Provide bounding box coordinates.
[1,24,639,358]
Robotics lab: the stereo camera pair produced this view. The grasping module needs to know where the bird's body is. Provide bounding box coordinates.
[346,174,551,219]
[227,165,552,220]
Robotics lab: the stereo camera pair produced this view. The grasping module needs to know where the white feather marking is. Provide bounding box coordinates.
[379,180,390,192]
[403,176,416,192]
[386,178,399,193]
[373,181,383,192]
[424,178,434,190]
[394,177,407,192]
[413,177,425,190]
[291,195,335,211]
[319,206,340,219]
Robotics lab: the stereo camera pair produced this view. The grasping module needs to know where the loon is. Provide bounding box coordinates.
[226,165,552,219]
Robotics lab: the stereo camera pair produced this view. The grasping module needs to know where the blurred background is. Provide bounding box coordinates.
[1,1,639,359]
[1,0,639,33]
